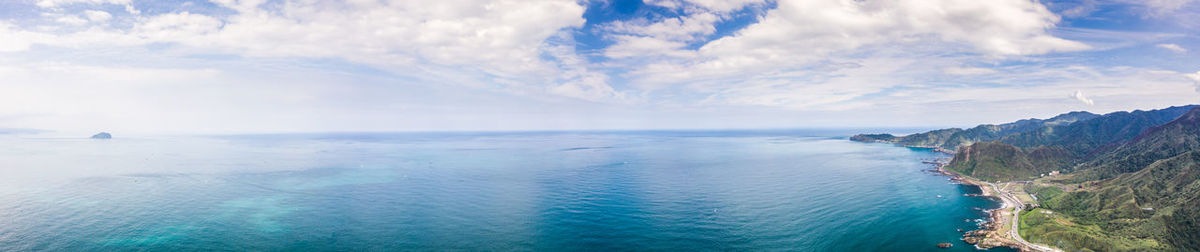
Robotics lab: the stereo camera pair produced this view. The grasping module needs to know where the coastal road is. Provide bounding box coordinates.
[991,182,1060,252]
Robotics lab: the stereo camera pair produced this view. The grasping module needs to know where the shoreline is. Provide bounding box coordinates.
[856,138,1058,251]
[930,160,1057,252]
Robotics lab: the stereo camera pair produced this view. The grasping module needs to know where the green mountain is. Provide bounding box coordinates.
[856,105,1200,251]
[1072,108,1200,181]
[851,110,1099,151]
[848,133,900,143]
[1000,105,1197,158]
[945,143,1070,181]
[945,105,1199,181]
[1028,108,1200,251]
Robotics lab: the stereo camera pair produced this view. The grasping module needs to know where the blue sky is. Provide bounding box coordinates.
[0,0,1198,134]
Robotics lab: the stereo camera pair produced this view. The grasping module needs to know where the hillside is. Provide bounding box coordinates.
[999,105,1197,158]
[944,142,1070,181]
[947,105,1199,176]
[1072,107,1200,181]
[855,105,1200,251]
[1025,108,1200,251]
[851,110,1099,151]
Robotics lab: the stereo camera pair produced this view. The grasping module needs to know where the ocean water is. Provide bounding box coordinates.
[0,131,1013,251]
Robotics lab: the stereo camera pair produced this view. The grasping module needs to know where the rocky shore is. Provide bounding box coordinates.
[929,160,1032,251]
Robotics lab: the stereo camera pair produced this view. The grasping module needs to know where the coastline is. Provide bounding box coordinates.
[853,138,1057,251]
[931,160,1058,252]
[901,145,955,154]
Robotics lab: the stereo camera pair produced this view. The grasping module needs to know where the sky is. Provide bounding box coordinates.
[0,0,1199,134]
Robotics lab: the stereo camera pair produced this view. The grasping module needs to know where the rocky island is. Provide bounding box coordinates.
[91,132,112,139]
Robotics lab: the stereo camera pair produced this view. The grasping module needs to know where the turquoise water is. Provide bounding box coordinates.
[0,131,1013,251]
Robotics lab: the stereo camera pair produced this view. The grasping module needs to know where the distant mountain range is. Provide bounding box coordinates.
[852,105,1200,251]
[849,110,1101,152]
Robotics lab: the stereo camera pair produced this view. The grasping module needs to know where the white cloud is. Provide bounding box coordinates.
[54,15,89,26]
[0,22,51,52]
[1058,0,1098,18]
[603,12,720,42]
[643,0,767,12]
[944,66,998,75]
[604,35,693,58]
[622,0,1088,89]
[694,57,914,110]
[84,10,112,22]
[1136,0,1198,14]
[1,0,1194,132]
[1186,71,1200,92]
[2,0,1092,109]
[3,0,607,101]
[893,66,1193,107]
[1072,90,1095,105]
[681,0,768,12]
[35,0,130,8]
[1157,43,1187,53]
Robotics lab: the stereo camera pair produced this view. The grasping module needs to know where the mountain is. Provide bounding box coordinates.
[1027,108,1200,251]
[945,105,1199,180]
[999,105,1197,158]
[945,143,1070,181]
[851,110,1099,151]
[848,133,899,143]
[855,105,1200,251]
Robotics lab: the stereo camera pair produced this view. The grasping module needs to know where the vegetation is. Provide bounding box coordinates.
[847,133,897,142]
[857,105,1200,251]
[1016,107,1200,251]
[945,142,1066,181]
[1019,208,1164,251]
[999,106,1196,158]
[851,110,1099,150]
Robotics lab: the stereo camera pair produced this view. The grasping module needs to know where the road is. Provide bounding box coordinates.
[990,182,1060,252]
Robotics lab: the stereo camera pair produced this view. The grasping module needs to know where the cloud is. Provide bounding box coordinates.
[54,15,89,26]
[1157,43,1188,53]
[2,0,1197,133]
[84,10,112,22]
[603,35,693,58]
[944,67,999,75]
[2,0,1092,109]
[602,12,720,42]
[623,0,1087,86]
[2,0,611,101]
[35,0,130,8]
[1133,0,1199,15]
[0,22,51,52]
[1187,71,1200,92]
[644,0,768,12]
[1058,0,1099,18]
[1072,90,1095,105]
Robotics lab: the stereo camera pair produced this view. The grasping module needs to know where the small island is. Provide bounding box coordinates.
[91,132,112,139]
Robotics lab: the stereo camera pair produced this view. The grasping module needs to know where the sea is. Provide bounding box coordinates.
[0,130,1015,251]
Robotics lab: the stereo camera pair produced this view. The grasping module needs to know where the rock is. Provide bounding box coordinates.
[964,237,980,244]
[937,243,953,248]
[91,132,112,139]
